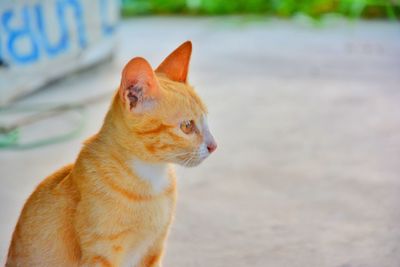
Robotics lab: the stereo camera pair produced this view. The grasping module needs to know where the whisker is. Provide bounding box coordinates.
[162,149,203,166]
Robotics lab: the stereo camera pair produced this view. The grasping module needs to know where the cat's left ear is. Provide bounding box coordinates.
[156,41,192,83]
[120,57,160,113]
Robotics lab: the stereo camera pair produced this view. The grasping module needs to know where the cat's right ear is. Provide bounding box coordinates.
[119,57,160,113]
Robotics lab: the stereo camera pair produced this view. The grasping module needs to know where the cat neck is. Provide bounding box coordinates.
[75,131,173,196]
[129,159,171,194]
[97,94,143,155]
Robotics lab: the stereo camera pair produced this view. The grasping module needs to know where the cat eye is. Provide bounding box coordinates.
[180,120,195,134]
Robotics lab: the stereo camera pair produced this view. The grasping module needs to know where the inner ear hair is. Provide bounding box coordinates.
[127,85,143,110]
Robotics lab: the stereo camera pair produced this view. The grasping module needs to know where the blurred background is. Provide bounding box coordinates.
[1,0,400,266]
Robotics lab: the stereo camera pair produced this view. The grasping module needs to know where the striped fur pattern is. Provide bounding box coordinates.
[6,41,217,267]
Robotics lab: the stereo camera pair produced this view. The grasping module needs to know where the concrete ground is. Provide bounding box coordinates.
[1,17,400,267]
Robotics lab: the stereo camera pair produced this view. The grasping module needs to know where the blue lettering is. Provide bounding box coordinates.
[1,7,39,64]
[34,3,68,57]
[99,0,115,36]
[0,33,2,61]
[58,0,86,48]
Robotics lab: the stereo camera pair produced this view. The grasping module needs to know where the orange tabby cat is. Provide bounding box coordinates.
[6,41,217,267]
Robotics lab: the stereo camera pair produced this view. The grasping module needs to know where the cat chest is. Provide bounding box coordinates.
[131,195,175,230]
[120,198,174,267]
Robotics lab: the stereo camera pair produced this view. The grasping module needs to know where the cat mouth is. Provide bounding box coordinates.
[181,159,203,168]
[172,148,210,167]
[176,156,206,168]
[181,161,202,168]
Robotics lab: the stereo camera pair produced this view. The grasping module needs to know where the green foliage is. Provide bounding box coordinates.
[121,0,400,19]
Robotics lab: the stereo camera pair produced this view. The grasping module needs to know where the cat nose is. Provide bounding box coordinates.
[207,142,217,153]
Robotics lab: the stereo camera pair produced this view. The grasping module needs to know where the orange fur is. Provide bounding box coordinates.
[6,41,217,267]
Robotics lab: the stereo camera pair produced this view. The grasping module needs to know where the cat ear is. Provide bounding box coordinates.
[155,41,192,83]
[120,57,160,113]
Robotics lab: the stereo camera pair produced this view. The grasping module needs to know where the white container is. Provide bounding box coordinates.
[0,0,119,106]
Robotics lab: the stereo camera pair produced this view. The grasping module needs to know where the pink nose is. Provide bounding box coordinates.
[207,142,217,153]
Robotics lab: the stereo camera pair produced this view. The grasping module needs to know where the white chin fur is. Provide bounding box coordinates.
[181,159,203,168]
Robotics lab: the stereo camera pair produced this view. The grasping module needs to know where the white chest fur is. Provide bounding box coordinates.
[122,160,172,267]
[130,159,170,194]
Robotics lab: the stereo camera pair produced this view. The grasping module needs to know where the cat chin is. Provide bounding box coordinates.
[176,158,204,168]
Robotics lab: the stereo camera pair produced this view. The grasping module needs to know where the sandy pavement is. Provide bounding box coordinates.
[1,17,400,267]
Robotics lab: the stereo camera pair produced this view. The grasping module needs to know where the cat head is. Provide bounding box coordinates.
[116,41,217,167]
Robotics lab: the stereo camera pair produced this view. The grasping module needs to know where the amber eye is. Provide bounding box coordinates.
[180,120,195,134]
